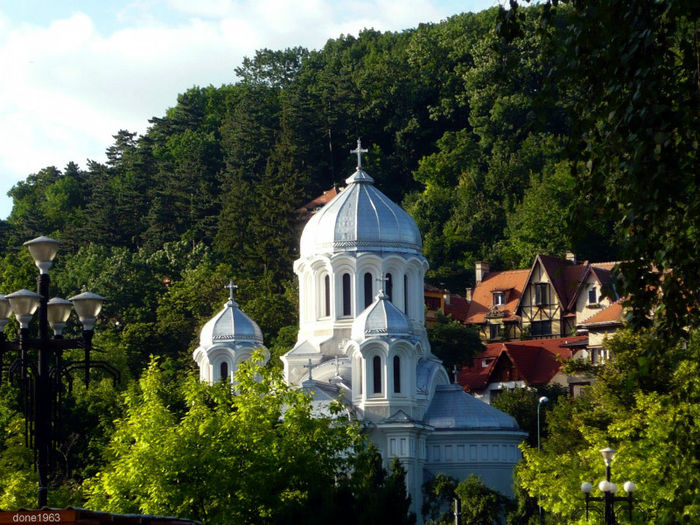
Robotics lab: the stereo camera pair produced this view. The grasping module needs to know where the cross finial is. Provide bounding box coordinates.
[225,280,238,304]
[376,275,389,296]
[350,138,368,170]
[303,358,314,381]
[452,364,459,384]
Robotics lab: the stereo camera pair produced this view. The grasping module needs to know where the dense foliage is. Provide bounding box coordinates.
[498,1,700,524]
[422,473,510,525]
[83,355,414,524]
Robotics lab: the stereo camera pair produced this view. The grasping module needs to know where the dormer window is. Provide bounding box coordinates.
[482,358,495,368]
[493,291,505,306]
[588,286,597,304]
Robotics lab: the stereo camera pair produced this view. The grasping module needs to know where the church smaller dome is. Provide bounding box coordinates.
[352,290,413,340]
[199,288,264,349]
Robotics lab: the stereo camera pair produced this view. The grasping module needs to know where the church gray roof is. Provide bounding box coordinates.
[199,297,264,349]
[352,290,413,340]
[423,384,520,431]
[299,165,423,258]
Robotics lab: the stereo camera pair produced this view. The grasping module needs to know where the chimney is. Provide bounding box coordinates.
[465,287,473,302]
[565,251,577,263]
[475,261,489,284]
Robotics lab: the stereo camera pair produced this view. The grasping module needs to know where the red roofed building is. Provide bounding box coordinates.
[576,299,625,365]
[465,254,619,343]
[465,264,529,341]
[297,186,340,221]
[424,283,470,328]
[457,336,590,403]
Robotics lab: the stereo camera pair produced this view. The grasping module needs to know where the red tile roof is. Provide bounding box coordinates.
[424,283,470,323]
[445,294,469,323]
[579,299,624,327]
[297,187,339,217]
[458,336,587,392]
[465,269,529,324]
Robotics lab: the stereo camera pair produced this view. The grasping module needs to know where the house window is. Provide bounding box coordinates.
[534,283,550,306]
[493,291,505,306]
[482,358,495,368]
[364,273,373,308]
[220,361,228,382]
[393,356,401,393]
[531,320,552,337]
[386,273,393,302]
[342,273,351,316]
[588,287,597,304]
[372,355,382,394]
[489,323,501,340]
[324,275,331,317]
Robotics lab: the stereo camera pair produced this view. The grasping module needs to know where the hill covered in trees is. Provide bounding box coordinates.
[0,6,622,368]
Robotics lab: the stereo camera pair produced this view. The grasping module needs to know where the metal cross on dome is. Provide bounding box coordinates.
[350,138,368,170]
[376,275,389,295]
[225,280,238,303]
[303,358,314,381]
[452,364,459,384]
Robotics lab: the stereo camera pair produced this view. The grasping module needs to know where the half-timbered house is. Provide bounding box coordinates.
[465,254,618,342]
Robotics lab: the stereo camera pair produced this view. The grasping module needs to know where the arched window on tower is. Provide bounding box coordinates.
[372,355,382,394]
[393,355,401,393]
[403,275,409,314]
[324,275,330,317]
[364,273,373,308]
[220,361,229,382]
[386,273,393,302]
[342,273,351,316]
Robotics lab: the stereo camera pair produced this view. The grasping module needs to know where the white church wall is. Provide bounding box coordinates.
[425,431,525,498]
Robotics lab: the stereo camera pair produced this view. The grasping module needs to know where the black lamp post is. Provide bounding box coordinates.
[537,395,549,524]
[581,447,636,524]
[0,236,118,508]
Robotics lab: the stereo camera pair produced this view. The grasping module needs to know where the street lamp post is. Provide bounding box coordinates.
[581,447,636,524]
[0,236,119,508]
[537,395,549,524]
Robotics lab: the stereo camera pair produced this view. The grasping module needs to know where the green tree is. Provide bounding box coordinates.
[456,475,510,525]
[491,383,568,447]
[516,328,700,524]
[422,473,458,525]
[427,311,483,379]
[423,473,511,525]
[83,355,365,524]
[501,0,700,338]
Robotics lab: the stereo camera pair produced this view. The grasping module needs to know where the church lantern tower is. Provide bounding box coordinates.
[193,280,269,383]
[283,140,437,393]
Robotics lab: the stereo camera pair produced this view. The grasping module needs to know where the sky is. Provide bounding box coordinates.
[0,0,500,221]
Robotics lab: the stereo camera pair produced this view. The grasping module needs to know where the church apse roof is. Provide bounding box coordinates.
[423,384,520,431]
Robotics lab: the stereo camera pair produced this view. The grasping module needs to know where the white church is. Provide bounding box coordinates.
[194,141,525,520]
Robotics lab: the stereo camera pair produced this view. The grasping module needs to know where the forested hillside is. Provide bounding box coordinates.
[0,6,621,372]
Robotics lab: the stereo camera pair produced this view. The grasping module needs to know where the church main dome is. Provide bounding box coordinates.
[299,167,422,258]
